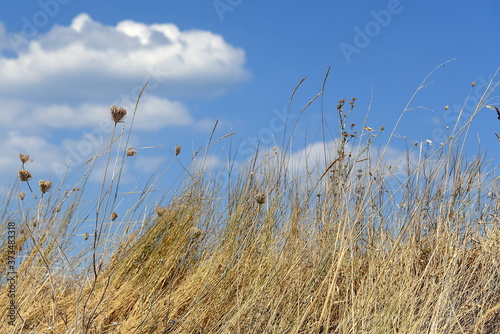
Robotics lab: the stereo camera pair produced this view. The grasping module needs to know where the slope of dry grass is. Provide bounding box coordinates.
[1,67,499,333]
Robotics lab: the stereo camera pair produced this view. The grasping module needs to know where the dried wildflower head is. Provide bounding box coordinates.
[54,204,62,213]
[39,180,52,194]
[110,105,127,123]
[337,99,345,110]
[189,227,202,240]
[471,82,476,87]
[110,212,118,221]
[156,206,166,217]
[19,153,30,164]
[19,192,25,201]
[126,146,137,156]
[84,232,90,241]
[255,193,266,205]
[18,170,32,182]
[33,220,38,227]
[175,145,181,156]
[444,105,449,110]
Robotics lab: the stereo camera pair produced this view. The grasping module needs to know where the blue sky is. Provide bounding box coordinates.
[1,0,499,196]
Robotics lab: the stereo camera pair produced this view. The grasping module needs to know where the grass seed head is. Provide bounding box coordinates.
[337,99,345,110]
[127,147,137,156]
[39,180,52,194]
[189,227,202,240]
[156,206,166,217]
[19,153,30,163]
[255,192,266,205]
[110,105,127,123]
[18,170,32,182]
[19,192,25,200]
[175,145,181,156]
[110,212,118,221]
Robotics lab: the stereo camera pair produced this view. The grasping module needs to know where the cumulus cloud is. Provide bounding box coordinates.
[249,139,411,182]
[1,131,64,180]
[1,13,250,102]
[0,95,192,132]
[0,13,250,186]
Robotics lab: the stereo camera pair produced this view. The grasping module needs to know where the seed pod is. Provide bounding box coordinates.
[156,206,166,217]
[19,154,30,163]
[126,147,137,156]
[18,170,32,182]
[255,193,266,205]
[110,105,127,123]
[39,180,52,194]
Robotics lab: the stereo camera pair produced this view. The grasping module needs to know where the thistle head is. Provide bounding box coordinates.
[110,105,127,123]
[126,146,137,156]
[39,180,52,194]
[254,192,266,205]
[18,170,32,182]
[19,153,30,164]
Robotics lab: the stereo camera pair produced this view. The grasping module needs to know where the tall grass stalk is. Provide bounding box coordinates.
[1,70,499,333]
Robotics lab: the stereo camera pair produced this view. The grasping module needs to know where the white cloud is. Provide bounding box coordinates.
[0,95,192,132]
[0,131,64,182]
[133,95,193,130]
[0,14,250,178]
[286,140,339,175]
[247,139,411,182]
[1,13,250,102]
[132,155,168,174]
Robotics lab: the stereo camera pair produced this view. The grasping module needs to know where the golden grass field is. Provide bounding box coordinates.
[1,68,500,333]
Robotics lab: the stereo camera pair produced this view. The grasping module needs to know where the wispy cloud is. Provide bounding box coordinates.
[0,13,250,181]
[0,13,250,102]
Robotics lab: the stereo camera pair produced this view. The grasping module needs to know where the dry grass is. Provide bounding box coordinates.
[1,66,500,333]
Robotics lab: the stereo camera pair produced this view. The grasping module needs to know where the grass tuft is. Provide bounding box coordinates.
[1,70,499,333]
